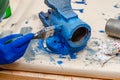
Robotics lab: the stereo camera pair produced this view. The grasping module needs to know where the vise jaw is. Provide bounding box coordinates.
[39,0,91,55]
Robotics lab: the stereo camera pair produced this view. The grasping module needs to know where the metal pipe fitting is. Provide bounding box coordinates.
[105,18,120,38]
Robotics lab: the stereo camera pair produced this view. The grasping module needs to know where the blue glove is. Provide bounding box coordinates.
[0,33,34,65]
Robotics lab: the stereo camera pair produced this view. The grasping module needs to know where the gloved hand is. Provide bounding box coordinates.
[0,33,34,65]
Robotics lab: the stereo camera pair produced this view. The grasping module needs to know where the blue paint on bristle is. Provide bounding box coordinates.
[57,61,63,65]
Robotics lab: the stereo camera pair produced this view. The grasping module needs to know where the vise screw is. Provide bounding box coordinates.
[39,0,91,55]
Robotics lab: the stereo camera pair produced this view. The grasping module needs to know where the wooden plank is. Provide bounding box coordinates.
[0,70,101,80]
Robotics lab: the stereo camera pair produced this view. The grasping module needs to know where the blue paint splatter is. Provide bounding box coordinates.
[59,54,66,59]
[74,0,86,4]
[57,61,63,65]
[70,53,77,59]
[99,30,105,33]
[73,9,84,13]
[79,9,84,13]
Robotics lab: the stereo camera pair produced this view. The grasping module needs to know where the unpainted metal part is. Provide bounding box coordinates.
[105,18,120,38]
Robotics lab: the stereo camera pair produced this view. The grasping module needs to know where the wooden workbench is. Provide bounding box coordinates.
[0,69,102,80]
[0,0,120,79]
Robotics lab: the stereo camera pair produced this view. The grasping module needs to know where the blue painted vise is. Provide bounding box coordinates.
[39,0,91,55]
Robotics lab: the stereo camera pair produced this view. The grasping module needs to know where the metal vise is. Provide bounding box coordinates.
[39,0,91,54]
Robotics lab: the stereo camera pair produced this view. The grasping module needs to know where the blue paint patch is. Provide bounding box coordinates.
[70,53,77,59]
[99,30,105,33]
[57,61,63,65]
[79,9,84,13]
[74,0,86,4]
[37,39,79,60]
[23,40,38,62]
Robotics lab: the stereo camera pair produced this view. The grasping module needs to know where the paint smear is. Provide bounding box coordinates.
[57,61,63,65]
[74,0,86,4]
[73,9,84,13]
[99,30,105,33]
